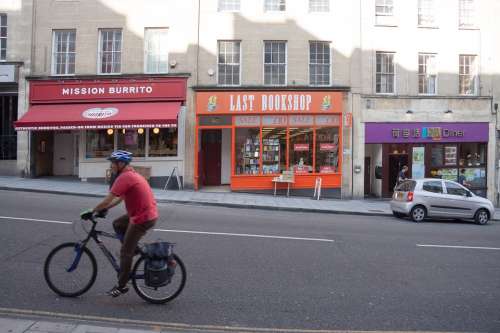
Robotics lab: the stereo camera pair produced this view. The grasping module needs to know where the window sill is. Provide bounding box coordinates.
[418,25,439,29]
[458,26,480,31]
[51,73,76,77]
[97,72,122,76]
[374,24,398,27]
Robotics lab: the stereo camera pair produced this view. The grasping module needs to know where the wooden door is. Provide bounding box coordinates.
[202,130,222,186]
[34,131,54,177]
[364,157,371,196]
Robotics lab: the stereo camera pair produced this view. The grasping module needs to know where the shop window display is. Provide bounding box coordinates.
[85,129,114,158]
[289,128,313,173]
[459,143,486,167]
[315,127,339,173]
[262,127,286,174]
[235,128,260,175]
[149,128,177,157]
[117,129,145,157]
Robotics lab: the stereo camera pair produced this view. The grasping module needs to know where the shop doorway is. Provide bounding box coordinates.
[388,153,409,193]
[200,130,222,186]
[53,132,75,176]
[34,131,54,177]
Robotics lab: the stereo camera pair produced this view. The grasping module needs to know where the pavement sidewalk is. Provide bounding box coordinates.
[0,315,200,333]
[0,176,499,220]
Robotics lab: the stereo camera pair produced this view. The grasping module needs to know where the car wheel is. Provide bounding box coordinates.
[474,209,489,225]
[410,205,426,223]
[392,211,405,219]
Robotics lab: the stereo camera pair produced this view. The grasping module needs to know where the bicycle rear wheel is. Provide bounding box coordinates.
[132,254,186,304]
[44,242,97,297]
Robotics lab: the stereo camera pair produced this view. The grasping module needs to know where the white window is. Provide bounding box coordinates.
[459,0,475,28]
[98,29,122,74]
[265,0,286,12]
[418,53,437,95]
[52,30,76,75]
[309,41,331,86]
[375,0,393,16]
[418,0,435,26]
[459,54,477,95]
[218,0,240,11]
[144,28,168,74]
[218,41,241,86]
[264,41,286,86]
[0,14,6,61]
[376,51,395,94]
[309,0,329,12]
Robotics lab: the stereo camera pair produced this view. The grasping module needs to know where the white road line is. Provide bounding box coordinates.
[0,216,72,225]
[154,228,334,243]
[417,244,500,251]
[0,215,333,243]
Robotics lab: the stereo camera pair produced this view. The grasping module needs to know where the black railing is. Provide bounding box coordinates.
[0,135,17,160]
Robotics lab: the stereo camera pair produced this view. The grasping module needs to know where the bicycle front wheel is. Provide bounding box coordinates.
[132,254,186,304]
[44,242,97,297]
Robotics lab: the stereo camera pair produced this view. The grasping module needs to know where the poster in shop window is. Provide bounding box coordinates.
[412,147,425,179]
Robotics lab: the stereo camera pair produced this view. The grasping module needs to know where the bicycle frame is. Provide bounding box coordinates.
[69,218,122,273]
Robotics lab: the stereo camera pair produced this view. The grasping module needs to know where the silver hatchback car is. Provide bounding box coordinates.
[390,178,494,224]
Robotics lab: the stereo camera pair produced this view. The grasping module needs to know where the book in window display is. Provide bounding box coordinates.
[238,135,260,175]
[262,137,280,175]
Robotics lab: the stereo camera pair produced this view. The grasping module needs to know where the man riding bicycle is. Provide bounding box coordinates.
[89,150,158,297]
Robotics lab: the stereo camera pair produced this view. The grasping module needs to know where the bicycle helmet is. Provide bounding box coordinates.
[107,150,133,164]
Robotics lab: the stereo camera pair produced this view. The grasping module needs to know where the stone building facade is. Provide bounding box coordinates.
[2,0,500,202]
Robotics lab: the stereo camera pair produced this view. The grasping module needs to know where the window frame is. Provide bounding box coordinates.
[0,13,7,61]
[459,54,478,96]
[417,0,436,27]
[264,0,286,12]
[375,0,394,16]
[459,0,476,29]
[144,27,169,74]
[97,28,123,75]
[217,40,242,86]
[84,128,179,161]
[309,41,332,87]
[51,29,77,76]
[309,0,330,13]
[263,40,287,86]
[375,51,396,94]
[218,0,241,12]
[418,53,437,95]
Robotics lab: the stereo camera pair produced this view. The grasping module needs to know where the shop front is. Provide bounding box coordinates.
[194,90,345,197]
[365,122,489,198]
[15,77,187,187]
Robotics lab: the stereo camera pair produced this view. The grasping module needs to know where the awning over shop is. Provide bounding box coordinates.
[14,102,181,131]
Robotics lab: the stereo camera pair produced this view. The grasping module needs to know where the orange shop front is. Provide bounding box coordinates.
[194,90,344,197]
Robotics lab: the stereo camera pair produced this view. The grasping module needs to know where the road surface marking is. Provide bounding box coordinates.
[0,215,333,243]
[417,244,500,251]
[155,228,334,242]
[0,216,72,225]
[0,307,462,333]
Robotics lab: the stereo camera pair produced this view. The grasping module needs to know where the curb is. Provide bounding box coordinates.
[0,185,392,218]
[2,185,498,221]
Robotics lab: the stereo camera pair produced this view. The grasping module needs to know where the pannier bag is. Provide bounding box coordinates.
[143,242,175,288]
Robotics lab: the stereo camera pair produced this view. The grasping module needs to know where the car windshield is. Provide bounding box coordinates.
[394,180,416,192]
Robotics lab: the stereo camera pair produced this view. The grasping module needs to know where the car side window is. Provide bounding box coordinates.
[422,181,443,193]
[445,181,467,196]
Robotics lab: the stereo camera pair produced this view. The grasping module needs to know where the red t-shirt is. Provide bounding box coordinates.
[110,168,158,224]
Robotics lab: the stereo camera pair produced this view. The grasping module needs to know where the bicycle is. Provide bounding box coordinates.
[43,213,186,304]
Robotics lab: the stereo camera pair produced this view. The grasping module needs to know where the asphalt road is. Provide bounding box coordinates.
[0,189,499,332]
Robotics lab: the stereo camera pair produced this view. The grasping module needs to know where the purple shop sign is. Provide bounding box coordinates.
[365,122,489,143]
